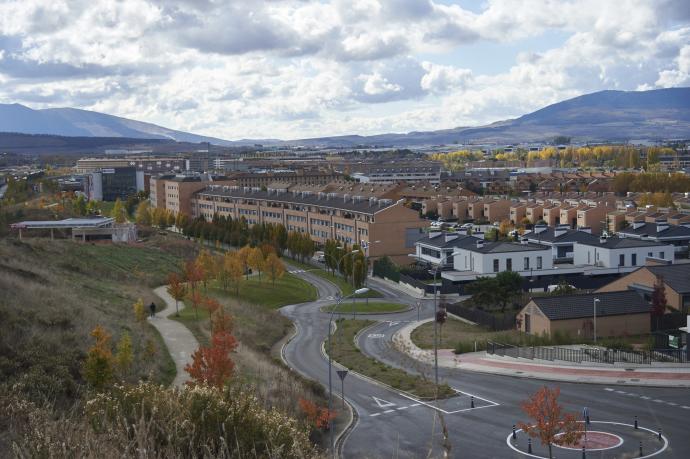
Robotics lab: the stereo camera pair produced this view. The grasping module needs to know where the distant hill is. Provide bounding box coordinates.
[289,87,690,146]
[0,103,235,146]
[1,87,689,149]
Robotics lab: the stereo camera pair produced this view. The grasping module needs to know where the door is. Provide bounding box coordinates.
[525,313,531,333]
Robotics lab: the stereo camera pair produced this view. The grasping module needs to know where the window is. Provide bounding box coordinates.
[632,254,637,266]
[648,252,653,257]
[537,256,542,270]
[493,259,499,272]
[659,252,664,259]
[506,258,512,271]
[619,254,625,267]
[524,257,529,270]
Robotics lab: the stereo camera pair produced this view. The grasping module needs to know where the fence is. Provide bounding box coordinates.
[486,341,689,364]
[446,304,516,331]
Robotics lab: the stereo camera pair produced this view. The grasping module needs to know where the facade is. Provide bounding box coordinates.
[525,204,543,224]
[150,174,233,216]
[231,170,339,188]
[596,263,690,313]
[483,199,512,224]
[510,203,527,225]
[576,205,609,234]
[518,291,650,338]
[86,167,144,201]
[191,185,428,264]
[523,224,599,262]
[573,236,674,269]
[349,162,442,184]
[450,239,553,275]
[76,157,186,174]
[412,232,477,268]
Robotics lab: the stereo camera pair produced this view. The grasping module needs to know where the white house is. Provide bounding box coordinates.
[523,224,599,262]
[450,238,553,275]
[573,236,674,269]
[413,231,477,267]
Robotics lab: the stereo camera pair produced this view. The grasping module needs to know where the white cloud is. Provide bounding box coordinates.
[0,0,688,139]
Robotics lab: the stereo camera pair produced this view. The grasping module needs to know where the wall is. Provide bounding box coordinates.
[573,243,674,268]
[551,313,650,338]
[452,245,552,274]
[596,267,683,311]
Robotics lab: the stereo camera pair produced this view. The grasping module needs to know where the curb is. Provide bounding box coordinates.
[319,305,413,316]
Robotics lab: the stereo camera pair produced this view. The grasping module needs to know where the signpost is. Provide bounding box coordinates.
[583,406,590,444]
[416,301,421,322]
[336,370,348,409]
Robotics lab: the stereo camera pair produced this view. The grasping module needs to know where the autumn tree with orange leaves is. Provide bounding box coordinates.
[167,272,187,317]
[518,386,583,458]
[203,296,221,323]
[298,398,336,431]
[185,331,237,388]
[184,259,203,294]
[188,289,203,320]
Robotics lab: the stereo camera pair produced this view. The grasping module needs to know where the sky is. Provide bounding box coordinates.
[0,0,689,141]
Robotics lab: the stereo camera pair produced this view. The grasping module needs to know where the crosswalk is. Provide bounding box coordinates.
[288,269,306,274]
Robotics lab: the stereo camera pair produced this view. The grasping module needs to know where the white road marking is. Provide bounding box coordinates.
[397,406,409,410]
[383,409,395,414]
[372,396,396,408]
[370,413,381,417]
[367,333,385,339]
[682,406,690,409]
[653,399,664,403]
[410,403,421,407]
[604,388,614,391]
[667,402,677,406]
[398,388,500,415]
[640,396,651,400]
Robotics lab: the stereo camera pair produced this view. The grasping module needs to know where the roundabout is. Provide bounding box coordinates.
[506,421,668,458]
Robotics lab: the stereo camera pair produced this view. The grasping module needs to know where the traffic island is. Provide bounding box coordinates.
[326,319,455,399]
[319,302,410,315]
[506,421,668,458]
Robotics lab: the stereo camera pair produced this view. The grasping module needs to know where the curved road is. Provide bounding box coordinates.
[281,268,690,458]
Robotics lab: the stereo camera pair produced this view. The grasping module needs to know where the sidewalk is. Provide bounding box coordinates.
[393,321,690,387]
[152,286,200,388]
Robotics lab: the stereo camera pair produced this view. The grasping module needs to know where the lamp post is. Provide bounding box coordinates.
[432,250,461,388]
[593,298,600,344]
[328,287,369,457]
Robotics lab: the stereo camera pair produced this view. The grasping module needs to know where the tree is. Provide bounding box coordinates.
[299,398,337,430]
[203,296,221,323]
[111,198,127,223]
[211,309,234,334]
[83,325,115,390]
[247,246,265,281]
[237,246,252,280]
[185,330,237,388]
[518,386,583,458]
[224,252,244,294]
[264,252,285,287]
[133,298,146,322]
[184,259,203,294]
[188,289,203,320]
[494,271,523,312]
[115,331,133,377]
[195,250,217,291]
[651,275,667,330]
[167,272,187,317]
[135,200,152,225]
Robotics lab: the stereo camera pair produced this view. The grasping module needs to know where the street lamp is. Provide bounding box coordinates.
[328,287,369,457]
[432,250,461,388]
[593,298,600,344]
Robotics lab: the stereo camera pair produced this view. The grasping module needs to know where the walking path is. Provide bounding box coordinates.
[393,320,690,387]
[151,286,199,388]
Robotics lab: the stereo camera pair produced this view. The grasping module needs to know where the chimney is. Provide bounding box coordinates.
[632,220,645,230]
[554,224,569,238]
[578,226,592,234]
[429,231,442,238]
[476,239,484,249]
[521,237,528,245]
[656,220,669,233]
[599,235,607,244]
[445,234,458,242]
[534,224,548,234]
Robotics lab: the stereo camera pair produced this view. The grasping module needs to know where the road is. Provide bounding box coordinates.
[281,271,690,458]
[0,183,7,200]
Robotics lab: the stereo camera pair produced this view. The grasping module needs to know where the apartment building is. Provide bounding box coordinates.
[542,205,561,226]
[192,185,428,264]
[349,162,443,184]
[573,236,674,269]
[510,202,527,225]
[484,199,512,224]
[231,170,340,188]
[525,204,543,224]
[453,200,470,221]
[151,174,234,216]
[76,156,186,174]
[576,205,609,234]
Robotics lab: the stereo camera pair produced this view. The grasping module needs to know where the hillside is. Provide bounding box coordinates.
[0,103,234,146]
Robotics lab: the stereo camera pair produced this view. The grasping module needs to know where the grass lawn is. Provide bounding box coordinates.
[411,317,650,354]
[215,273,317,309]
[286,258,383,298]
[327,319,455,399]
[320,301,408,314]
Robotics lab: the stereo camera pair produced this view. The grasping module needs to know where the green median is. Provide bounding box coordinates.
[327,319,455,400]
[286,259,383,298]
[320,302,408,314]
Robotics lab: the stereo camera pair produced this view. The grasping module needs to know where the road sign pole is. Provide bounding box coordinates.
[336,370,348,410]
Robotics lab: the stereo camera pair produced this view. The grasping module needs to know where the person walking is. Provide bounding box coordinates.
[149,301,156,318]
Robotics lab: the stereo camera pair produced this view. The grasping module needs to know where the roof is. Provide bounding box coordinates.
[10,217,115,229]
[577,236,669,249]
[415,233,476,249]
[530,291,650,321]
[465,240,549,254]
[195,186,399,215]
[618,222,690,239]
[644,263,690,294]
[525,227,599,244]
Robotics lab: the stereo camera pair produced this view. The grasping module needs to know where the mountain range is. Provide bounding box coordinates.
[1,87,689,149]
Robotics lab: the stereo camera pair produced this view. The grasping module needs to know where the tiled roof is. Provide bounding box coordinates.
[467,240,550,254]
[618,222,690,239]
[531,291,650,321]
[415,233,476,249]
[577,236,669,249]
[644,264,690,294]
[525,227,599,244]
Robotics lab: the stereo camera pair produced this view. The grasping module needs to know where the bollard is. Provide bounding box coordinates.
[528,438,532,454]
[639,441,643,457]
[634,415,638,429]
[658,429,662,441]
[582,446,586,459]
[512,425,517,441]
[471,396,475,408]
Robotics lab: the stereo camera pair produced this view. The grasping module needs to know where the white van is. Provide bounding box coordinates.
[313,251,325,263]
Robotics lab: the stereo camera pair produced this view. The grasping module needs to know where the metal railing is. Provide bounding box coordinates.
[486,341,689,364]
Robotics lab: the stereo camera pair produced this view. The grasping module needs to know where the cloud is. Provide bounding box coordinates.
[0,0,687,140]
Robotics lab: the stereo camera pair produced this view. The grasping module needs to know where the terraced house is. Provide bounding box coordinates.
[191,185,428,264]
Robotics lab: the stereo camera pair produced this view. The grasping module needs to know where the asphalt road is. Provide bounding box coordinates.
[281,271,690,458]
